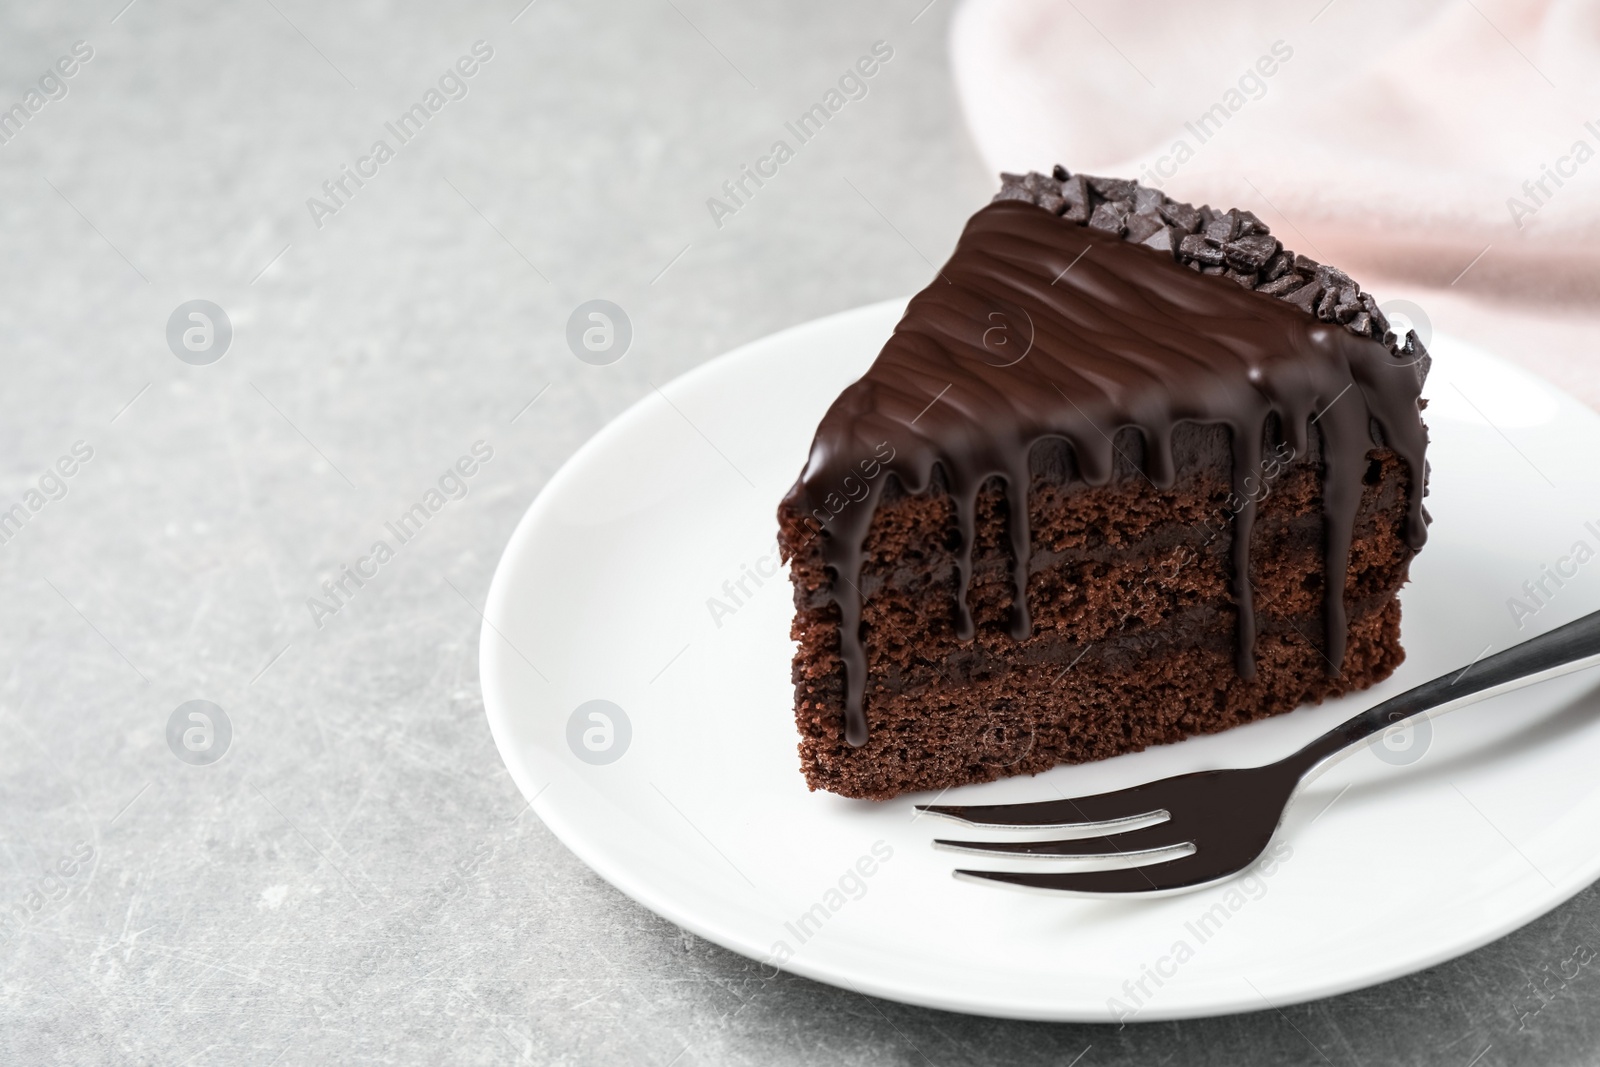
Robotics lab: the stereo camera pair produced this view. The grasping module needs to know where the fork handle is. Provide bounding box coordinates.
[1285,607,1600,777]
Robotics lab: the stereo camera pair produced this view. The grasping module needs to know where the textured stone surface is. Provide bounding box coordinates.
[0,1,1597,1064]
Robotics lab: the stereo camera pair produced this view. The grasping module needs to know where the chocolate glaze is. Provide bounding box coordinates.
[783,200,1429,747]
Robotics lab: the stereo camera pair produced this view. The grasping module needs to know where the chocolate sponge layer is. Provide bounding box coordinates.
[777,423,1417,800]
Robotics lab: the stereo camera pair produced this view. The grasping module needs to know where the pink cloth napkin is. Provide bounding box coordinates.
[949,0,1600,406]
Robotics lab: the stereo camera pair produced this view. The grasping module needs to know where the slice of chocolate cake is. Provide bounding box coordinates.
[777,166,1431,801]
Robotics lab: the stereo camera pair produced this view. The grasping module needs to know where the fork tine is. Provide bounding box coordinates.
[954,852,1227,896]
[934,821,1189,858]
[918,780,1170,829]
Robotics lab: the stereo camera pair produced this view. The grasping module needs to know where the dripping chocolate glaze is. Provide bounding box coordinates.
[784,200,1429,747]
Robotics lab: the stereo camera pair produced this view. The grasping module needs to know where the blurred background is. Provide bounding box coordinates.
[2,1,1597,1063]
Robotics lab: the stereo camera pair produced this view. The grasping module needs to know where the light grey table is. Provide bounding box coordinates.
[2,2,1597,1063]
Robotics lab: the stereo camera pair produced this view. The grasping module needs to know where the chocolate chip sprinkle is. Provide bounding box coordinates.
[1158,199,1201,233]
[1204,214,1237,245]
[1179,233,1225,265]
[1223,233,1279,272]
[1261,249,1293,282]
[1256,273,1302,297]
[1123,212,1166,245]
[1088,199,1131,234]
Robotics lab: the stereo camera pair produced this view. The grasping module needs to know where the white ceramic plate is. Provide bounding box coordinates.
[481,300,1600,1022]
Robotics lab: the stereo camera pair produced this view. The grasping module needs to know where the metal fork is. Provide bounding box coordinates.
[916,608,1600,896]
